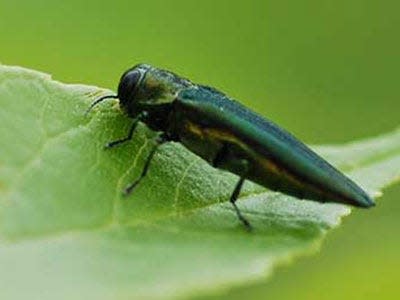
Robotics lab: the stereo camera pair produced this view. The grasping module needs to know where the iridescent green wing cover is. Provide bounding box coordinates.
[176,86,374,207]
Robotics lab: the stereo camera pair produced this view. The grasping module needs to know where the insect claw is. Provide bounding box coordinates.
[236,213,252,231]
[123,181,139,196]
[104,140,125,149]
[242,219,252,232]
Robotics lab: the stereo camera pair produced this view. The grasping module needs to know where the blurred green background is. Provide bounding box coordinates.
[1,0,398,299]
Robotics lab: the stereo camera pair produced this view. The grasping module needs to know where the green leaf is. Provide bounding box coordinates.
[0,65,399,300]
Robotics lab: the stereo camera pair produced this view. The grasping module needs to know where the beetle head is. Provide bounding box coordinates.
[117,64,192,117]
[86,64,192,127]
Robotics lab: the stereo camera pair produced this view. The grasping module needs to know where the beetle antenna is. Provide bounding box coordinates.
[85,94,118,116]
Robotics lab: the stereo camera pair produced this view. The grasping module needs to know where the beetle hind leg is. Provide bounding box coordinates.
[213,145,252,230]
[230,176,252,231]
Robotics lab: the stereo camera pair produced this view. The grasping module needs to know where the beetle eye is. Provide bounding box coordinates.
[118,69,142,103]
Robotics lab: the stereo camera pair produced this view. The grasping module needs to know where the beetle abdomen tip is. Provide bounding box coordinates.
[357,194,376,208]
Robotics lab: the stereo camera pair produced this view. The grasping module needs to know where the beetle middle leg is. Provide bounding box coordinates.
[123,134,168,195]
[213,145,251,230]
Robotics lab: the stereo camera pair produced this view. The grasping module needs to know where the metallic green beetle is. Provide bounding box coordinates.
[87,64,375,229]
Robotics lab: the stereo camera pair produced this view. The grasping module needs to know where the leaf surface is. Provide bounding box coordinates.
[0,66,399,300]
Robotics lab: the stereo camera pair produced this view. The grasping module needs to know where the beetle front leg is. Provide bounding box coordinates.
[105,115,142,149]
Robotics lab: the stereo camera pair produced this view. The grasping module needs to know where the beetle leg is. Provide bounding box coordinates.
[211,143,229,168]
[230,172,252,231]
[105,116,141,149]
[213,146,251,230]
[123,134,168,195]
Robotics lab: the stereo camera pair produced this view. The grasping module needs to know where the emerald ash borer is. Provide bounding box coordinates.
[87,64,375,229]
